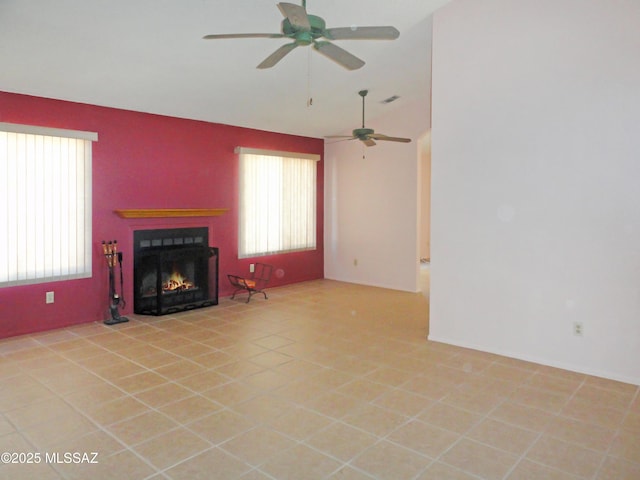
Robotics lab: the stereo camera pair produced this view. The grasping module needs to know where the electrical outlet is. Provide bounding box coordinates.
[573,322,584,336]
[249,263,255,273]
[46,291,54,304]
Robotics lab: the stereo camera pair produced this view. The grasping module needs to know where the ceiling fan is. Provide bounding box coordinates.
[327,90,412,147]
[202,1,400,70]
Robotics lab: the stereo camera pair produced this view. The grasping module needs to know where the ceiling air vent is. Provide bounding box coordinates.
[381,95,400,104]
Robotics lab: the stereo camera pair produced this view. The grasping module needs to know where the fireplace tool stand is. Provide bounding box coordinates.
[103,240,129,325]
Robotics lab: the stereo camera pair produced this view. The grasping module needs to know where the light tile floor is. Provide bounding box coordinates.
[0,278,638,479]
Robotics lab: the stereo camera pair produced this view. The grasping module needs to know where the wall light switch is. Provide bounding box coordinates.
[249,263,255,273]
[46,291,54,304]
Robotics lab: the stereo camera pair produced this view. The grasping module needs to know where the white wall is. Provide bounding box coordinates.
[324,99,427,292]
[430,0,640,384]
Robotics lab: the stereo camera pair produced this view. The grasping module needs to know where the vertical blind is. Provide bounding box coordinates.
[237,147,318,258]
[0,123,96,287]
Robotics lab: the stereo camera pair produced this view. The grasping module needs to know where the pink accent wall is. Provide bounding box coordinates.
[0,91,324,338]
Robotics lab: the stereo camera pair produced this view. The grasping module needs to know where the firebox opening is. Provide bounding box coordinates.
[163,262,197,293]
[133,227,218,316]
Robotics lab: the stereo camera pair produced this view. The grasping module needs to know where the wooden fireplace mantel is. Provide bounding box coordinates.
[114,208,228,219]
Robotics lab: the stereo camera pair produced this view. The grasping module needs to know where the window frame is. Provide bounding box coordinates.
[235,147,319,259]
[0,122,96,287]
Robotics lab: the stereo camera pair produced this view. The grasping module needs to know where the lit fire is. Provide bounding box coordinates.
[163,269,195,292]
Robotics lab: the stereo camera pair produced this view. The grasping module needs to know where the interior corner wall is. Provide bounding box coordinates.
[429,0,640,384]
[324,100,426,293]
[0,91,324,339]
[419,131,432,261]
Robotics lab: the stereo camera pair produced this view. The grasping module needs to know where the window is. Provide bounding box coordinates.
[236,147,319,258]
[0,123,96,287]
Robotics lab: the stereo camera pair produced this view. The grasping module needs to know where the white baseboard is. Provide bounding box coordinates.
[427,334,640,387]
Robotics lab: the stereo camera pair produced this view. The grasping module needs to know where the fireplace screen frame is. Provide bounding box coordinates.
[133,227,218,316]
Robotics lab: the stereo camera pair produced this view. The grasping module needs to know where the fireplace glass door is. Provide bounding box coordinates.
[133,228,218,315]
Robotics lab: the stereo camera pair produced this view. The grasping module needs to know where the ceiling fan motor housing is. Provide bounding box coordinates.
[353,127,375,139]
[282,15,326,45]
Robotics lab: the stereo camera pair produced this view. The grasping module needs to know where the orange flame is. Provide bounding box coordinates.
[163,268,195,292]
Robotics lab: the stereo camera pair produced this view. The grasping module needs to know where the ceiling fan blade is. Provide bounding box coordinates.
[325,138,357,145]
[257,42,298,69]
[325,135,355,139]
[324,26,400,41]
[362,138,377,147]
[278,2,311,30]
[313,41,365,70]
[203,33,284,40]
[369,134,412,143]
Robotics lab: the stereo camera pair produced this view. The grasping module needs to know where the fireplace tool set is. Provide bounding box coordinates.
[102,240,129,325]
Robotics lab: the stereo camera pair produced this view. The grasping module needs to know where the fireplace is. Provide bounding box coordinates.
[133,227,218,315]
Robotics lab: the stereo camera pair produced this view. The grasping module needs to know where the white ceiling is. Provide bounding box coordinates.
[0,0,449,139]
